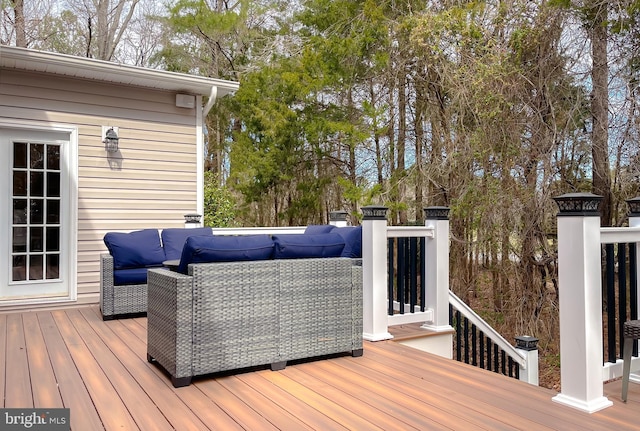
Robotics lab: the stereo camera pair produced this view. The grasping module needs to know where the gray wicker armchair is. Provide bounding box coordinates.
[100,254,148,320]
[146,257,363,387]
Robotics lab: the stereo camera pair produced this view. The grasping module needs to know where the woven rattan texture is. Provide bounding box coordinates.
[146,258,363,385]
[100,254,147,318]
[624,320,640,339]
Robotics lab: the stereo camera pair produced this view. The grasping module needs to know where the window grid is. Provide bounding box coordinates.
[11,141,61,283]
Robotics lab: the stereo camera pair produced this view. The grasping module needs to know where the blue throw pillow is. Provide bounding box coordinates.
[177,235,275,274]
[330,226,362,258]
[304,224,336,234]
[161,227,213,260]
[104,229,165,270]
[272,233,345,259]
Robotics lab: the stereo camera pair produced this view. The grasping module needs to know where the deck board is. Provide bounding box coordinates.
[2,305,639,430]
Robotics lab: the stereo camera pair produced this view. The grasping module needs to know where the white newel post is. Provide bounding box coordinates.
[329,210,349,227]
[626,197,640,383]
[552,193,613,413]
[421,207,454,336]
[362,205,393,341]
[515,335,539,385]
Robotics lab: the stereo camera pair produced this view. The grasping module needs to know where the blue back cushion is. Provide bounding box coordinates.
[272,233,345,259]
[304,224,336,235]
[104,229,165,270]
[331,226,362,258]
[161,227,213,261]
[178,235,275,274]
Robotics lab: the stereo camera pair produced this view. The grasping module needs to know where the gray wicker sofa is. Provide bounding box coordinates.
[146,257,363,387]
[100,227,214,320]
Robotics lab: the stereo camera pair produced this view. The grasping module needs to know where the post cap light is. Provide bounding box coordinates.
[553,193,602,216]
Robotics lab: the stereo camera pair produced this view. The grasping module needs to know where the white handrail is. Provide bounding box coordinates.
[448,290,527,369]
[386,226,435,238]
[210,227,307,235]
[600,226,640,244]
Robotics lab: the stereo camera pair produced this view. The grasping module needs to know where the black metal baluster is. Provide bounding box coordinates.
[398,238,405,314]
[471,324,477,366]
[479,332,485,369]
[456,310,462,362]
[464,317,470,364]
[420,237,426,312]
[410,237,417,313]
[388,238,395,316]
[631,243,639,356]
[619,243,628,359]
[606,243,616,363]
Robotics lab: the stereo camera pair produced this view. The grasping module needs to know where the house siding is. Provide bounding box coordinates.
[0,69,202,307]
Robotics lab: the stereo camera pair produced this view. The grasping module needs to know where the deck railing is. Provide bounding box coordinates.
[552,193,640,413]
[360,206,539,385]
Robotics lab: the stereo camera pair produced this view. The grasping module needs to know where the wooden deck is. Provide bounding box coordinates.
[2,305,639,430]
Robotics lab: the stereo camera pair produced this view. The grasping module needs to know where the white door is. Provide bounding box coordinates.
[0,128,73,302]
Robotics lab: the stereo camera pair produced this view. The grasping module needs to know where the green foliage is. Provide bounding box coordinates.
[203,171,237,227]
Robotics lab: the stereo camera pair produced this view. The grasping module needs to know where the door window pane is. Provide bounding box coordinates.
[46,255,60,279]
[13,142,27,168]
[46,227,60,252]
[30,172,44,197]
[30,144,44,169]
[29,255,43,280]
[12,256,26,282]
[47,145,60,170]
[13,200,27,224]
[47,172,60,197]
[47,200,60,224]
[31,199,44,224]
[12,227,27,253]
[13,171,27,196]
[30,227,43,252]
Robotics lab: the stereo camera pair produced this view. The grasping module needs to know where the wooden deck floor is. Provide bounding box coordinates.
[2,305,639,430]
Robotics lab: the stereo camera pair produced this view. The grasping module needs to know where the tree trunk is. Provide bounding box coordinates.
[590,1,612,226]
[12,0,26,47]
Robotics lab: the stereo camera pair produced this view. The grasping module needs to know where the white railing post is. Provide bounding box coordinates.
[421,207,454,334]
[625,197,640,383]
[552,193,613,413]
[515,336,539,385]
[362,205,393,341]
[329,210,349,227]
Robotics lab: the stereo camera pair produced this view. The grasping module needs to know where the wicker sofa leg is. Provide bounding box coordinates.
[270,361,287,371]
[171,376,192,388]
[352,348,364,357]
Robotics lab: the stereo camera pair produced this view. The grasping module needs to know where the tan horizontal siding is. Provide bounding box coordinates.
[1,69,186,105]
[79,166,196,182]
[0,105,197,136]
[79,179,197,191]
[1,70,196,125]
[79,188,196,201]
[1,67,202,307]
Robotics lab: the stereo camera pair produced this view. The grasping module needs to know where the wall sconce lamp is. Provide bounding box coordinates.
[103,127,119,153]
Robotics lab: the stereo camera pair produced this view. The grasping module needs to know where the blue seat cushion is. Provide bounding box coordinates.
[104,229,165,270]
[113,267,161,285]
[304,224,336,234]
[178,235,275,274]
[331,226,362,258]
[272,233,345,259]
[161,227,213,260]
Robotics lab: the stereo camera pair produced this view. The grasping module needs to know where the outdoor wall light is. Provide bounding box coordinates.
[103,127,119,153]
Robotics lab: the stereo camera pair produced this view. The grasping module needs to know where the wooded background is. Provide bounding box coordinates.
[3,0,640,387]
